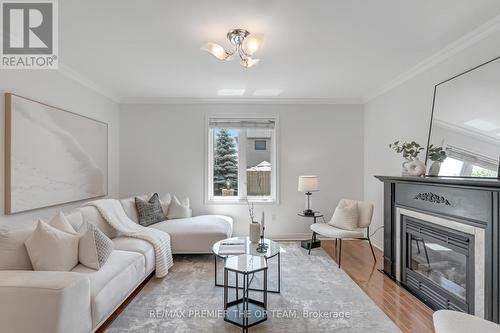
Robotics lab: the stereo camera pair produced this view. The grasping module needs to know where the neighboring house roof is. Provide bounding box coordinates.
[247,161,272,171]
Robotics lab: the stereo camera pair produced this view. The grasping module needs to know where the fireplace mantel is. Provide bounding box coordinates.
[376,175,500,322]
[376,175,500,188]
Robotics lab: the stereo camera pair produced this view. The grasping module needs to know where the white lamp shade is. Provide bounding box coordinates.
[298,175,319,192]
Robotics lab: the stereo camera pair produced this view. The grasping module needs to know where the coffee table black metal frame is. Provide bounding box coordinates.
[298,212,323,250]
[213,238,281,294]
[223,256,268,332]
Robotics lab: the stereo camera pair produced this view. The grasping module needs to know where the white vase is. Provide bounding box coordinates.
[249,222,261,243]
[428,161,442,176]
[403,158,426,177]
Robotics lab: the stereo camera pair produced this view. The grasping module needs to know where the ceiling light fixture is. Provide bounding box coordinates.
[201,29,263,68]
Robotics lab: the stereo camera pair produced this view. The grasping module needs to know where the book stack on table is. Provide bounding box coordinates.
[218,239,246,255]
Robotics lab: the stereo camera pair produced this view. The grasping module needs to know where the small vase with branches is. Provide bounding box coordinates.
[389,141,426,176]
[427,144,447,176]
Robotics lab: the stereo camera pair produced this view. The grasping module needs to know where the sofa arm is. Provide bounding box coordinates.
[0,271,92,333]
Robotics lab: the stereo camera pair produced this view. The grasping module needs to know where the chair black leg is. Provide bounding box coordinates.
[308,232,315,255]
[367,236,377,263]
[338,239,342,268]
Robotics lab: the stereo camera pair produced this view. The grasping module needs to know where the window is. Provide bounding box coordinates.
[254,140,267,151]
[207,117,277,203]
[439,145,498,177]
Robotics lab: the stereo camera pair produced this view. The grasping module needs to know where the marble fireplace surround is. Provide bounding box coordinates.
[395,207,485,318]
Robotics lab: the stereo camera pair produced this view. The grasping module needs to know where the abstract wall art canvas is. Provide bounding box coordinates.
[4,93,108,214]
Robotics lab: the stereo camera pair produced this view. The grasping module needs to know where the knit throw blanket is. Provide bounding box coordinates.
[85,199,173,278]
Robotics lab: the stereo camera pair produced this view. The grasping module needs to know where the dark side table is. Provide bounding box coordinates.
[298,212,323,250]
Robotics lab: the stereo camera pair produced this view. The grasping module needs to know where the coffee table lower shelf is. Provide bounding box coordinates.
[224,299,267,328]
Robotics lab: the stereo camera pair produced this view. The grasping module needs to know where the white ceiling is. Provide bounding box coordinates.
[60,0,500,102]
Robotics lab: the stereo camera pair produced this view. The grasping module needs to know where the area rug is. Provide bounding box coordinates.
[107,242,401,332]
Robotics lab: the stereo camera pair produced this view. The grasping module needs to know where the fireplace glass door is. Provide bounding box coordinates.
[403,216,473,313]
[409,235,467,300]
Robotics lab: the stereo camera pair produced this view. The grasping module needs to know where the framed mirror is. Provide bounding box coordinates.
[425,57,500,178]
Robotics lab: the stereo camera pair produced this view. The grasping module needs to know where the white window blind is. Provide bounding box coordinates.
[446,145,498,171]
[208,118,276,129]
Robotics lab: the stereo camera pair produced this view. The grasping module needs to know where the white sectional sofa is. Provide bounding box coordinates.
[0,195,233,333]
[119,194,233,254]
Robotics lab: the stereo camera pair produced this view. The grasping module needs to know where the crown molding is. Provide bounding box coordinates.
[363,14,500,103]
[58,63,120,103]
[119,97,363,105]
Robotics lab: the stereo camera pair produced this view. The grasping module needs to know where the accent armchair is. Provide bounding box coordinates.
[308,199,376,268]
[433,310,500,333]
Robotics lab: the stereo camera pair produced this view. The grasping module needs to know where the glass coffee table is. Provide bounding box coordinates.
[213,237,282,293]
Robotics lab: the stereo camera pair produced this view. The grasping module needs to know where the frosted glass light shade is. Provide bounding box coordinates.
[298,176,319,192]
[243,33,263,55]
[241,57,260,68]
[201,42,229,60]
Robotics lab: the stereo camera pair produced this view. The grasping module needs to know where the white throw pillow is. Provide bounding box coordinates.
[159,193,172,216]
[25,221,79,271]
[328,200,359,231]
[65,210,84,231]
[47,211,77,234]
[0,227,34,270]
[167,195,192,219]
[78,222,114,270]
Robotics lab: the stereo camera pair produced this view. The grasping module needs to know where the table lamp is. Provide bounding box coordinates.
[298,175,319,216]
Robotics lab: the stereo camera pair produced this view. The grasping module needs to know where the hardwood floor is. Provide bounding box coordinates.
[320,240,435,333]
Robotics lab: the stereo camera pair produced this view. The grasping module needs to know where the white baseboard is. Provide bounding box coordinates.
[266,233,312,240]
[371,238,383,251]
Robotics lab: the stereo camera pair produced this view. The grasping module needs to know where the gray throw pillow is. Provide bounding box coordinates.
[135,193,167,227]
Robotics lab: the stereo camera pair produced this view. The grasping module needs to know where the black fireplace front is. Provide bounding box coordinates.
[401,216,474,313]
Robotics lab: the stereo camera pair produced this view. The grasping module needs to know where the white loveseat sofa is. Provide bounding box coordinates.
[0,196,233,333]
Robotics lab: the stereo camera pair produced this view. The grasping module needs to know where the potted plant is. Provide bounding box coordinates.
[427,144,447,176]
[389,141,426,176]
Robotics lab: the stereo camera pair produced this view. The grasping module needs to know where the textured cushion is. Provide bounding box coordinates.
[135,193,167,227]
[433,310,500,333]
[328,199,359,230]
[311,223,365,239]
[25,221,79,271]
[48,211,77,234]
[0,227,34,270]
[78,222,114,270]
[150,215,233,253]
[72,250,146,327]
[167,195,192,219]
[112,237,155,273]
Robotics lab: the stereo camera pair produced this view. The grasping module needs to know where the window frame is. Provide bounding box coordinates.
[205,114,279,204]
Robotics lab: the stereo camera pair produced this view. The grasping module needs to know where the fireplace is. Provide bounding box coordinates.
[375,176,498,320]
[394,208,485,317]
[402,215,474,313]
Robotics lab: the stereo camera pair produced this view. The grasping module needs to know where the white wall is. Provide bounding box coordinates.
[120,103,364,238]
[0,70,120,229]
[364,31,500,249]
